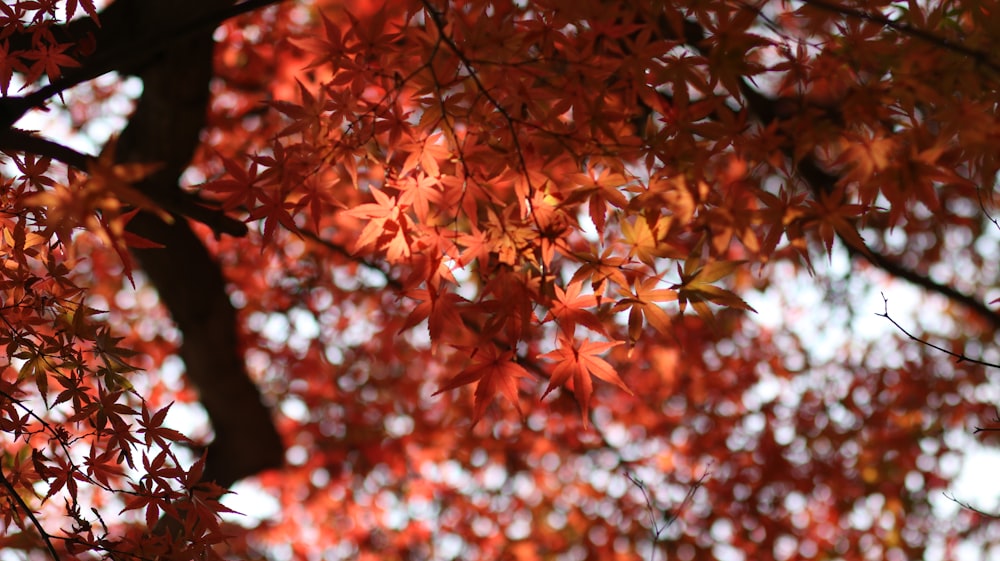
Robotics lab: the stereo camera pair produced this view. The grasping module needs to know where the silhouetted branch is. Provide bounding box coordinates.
[799,0,1000,75]
[0,129,248,237]
[876,293,1000,369]
[943,492,1000,519]
[626,465,711,561]
[1,0,289,129]
[0,128,89,168]
[637,9,1000,333]
[976,186,1000,235]
[973,408,1000,434]
[0,466,62,561]
[787,154,1000,332]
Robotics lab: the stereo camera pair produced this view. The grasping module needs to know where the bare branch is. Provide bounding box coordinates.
[626,465,711,561]
[876,293,1000,369]
[944,492,1000,519]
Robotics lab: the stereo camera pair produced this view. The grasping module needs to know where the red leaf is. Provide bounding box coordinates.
[433,346,527,424]
[539,337,631,428]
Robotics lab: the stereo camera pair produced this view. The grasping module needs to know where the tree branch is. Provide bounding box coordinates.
[722,32,1000,332]
[621,6,1000,347]
[0,128,249,237]
[0,465,62,561]
[625,466,710,561]
[798,0,1000,75]
[789,155,1000,332]
[0,0,289,129]
[876,293,1000,369]
[943,491,1000,519]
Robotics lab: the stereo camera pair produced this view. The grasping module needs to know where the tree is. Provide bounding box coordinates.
[2,0,1000,558]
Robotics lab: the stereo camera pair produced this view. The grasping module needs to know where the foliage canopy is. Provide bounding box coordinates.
[3,0,1000,559]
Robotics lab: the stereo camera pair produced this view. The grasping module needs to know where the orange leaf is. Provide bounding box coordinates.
[544,280,607,336]
[613,275,677,342]
[433,346,527,424]
[539,337,630,428]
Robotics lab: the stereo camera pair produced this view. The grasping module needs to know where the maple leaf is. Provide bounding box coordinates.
[84,137,170,223]
[544,280,607,336]
[247,189,300,242]
[456,223,493,267]
[65,0,99,24]
[395,172,443,222]
[621,216,676,266]
[806,188,873,259]
[398,133,451,179]
[15,349,51,404]
[84,446,123,487]
[483,206,537,267]
[835,131,896,184]
[138,402,189,449]
[479,270,541,344]
[433,346,527,424]
[121,479,163,530]
[570,247,631,294]
[0,42,28,95]
[672,259,756,322]
[22,138,169,256]
[613,275,677,343]
[272,80,331,138]
[539,337,631,428]
[343,187,414,260]
[202,155,261,211]
[561,167,630,234]
[755,186,808,259]
[20,41,80,82]
[291,10,346,70]
[401,287,469,347]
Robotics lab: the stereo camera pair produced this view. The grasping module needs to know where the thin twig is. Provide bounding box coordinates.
[625,471,663,561]
[973,407,1000,434]
[943,492,1000,519]
[298,227,403,290]
[876,293,1000,369]
[626,465,711,561]
[976,186,1000,235]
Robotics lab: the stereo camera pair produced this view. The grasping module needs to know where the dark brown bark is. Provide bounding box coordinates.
[108,0,285,488]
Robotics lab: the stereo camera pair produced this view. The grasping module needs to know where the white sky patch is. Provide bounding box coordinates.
[222,479,282,525]
[13,72,142,156]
